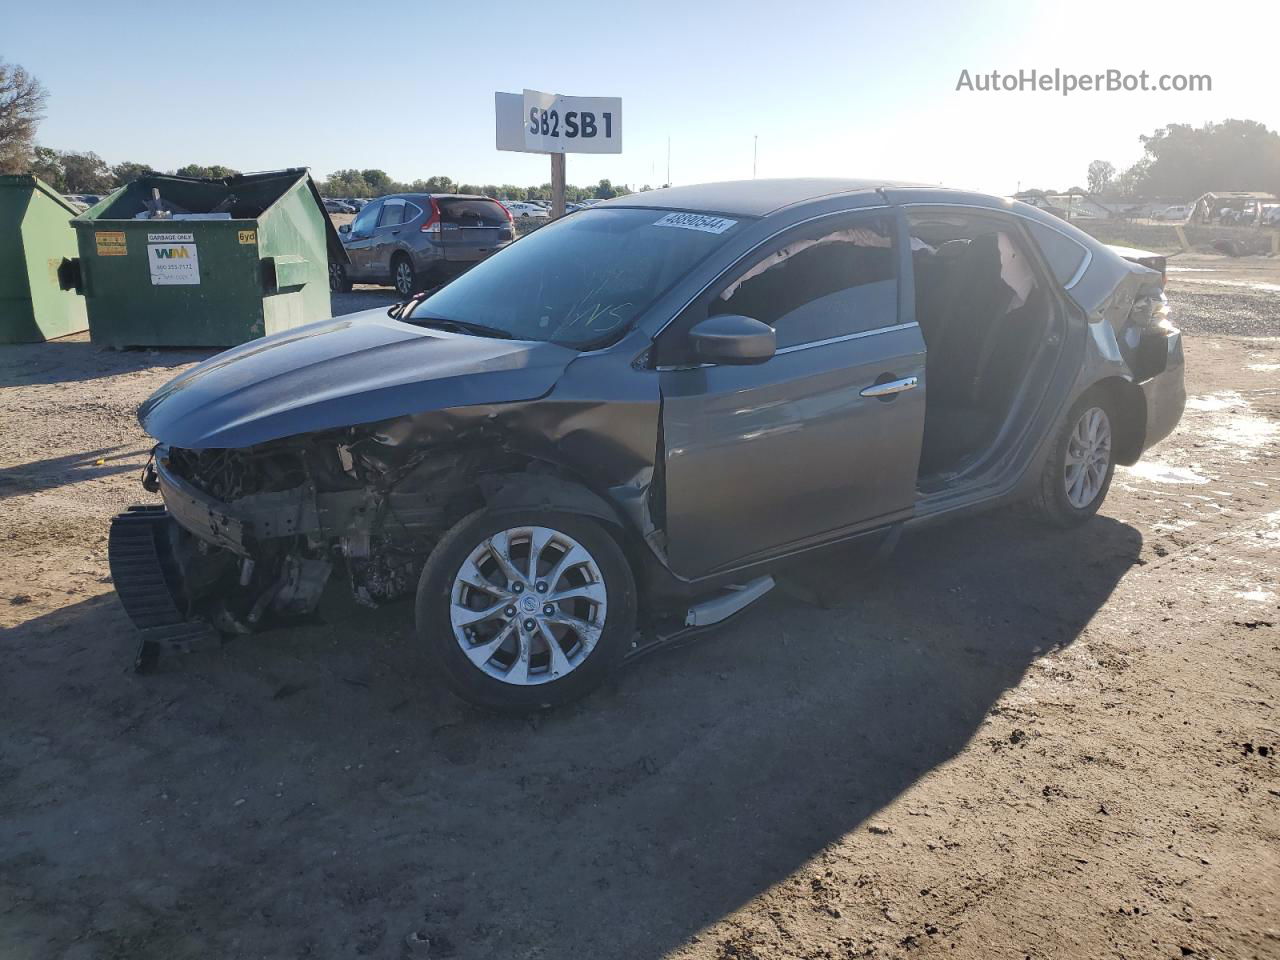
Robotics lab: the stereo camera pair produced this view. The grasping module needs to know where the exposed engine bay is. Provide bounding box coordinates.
[146,428,528,632]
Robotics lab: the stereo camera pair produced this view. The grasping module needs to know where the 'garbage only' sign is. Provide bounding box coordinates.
[146,232,200,285]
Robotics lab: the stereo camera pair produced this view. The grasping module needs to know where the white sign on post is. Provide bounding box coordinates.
[495,90,622,154]
[496,88,622,220]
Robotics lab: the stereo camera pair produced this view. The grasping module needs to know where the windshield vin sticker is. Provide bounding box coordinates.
[652,212,737,234]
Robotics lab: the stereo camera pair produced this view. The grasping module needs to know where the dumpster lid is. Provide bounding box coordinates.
[0,174,84,216]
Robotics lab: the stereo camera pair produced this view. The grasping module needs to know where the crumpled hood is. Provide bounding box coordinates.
[138,308,577,449]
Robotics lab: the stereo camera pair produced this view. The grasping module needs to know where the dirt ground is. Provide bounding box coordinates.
[1,255,1277,960]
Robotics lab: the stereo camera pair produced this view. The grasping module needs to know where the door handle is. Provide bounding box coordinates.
[860,376,918,399]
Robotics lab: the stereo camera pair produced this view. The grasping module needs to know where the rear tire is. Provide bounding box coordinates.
[1032,388,1117,527]
[416,508,636,712]
[391,254,417,297]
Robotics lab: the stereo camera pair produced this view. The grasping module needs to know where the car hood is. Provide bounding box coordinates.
[138,308,578,449]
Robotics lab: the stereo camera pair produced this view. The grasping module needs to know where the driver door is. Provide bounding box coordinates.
[657,210,926,578]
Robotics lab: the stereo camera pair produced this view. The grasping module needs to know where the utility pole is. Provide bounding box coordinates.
[753,135,758,178]
[666,137,671,186]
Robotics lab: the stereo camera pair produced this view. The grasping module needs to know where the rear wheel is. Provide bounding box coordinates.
[416,509,636,711]
[1032,389,1116,526]
[391,254,417,297]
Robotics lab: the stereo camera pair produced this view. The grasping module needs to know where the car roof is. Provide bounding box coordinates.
[599,178,923,217]
[384,193,499,202]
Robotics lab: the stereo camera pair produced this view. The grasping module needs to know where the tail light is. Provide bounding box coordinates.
[420,197,441,234]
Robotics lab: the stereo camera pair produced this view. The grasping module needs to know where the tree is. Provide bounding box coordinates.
[361,169,392,192]
[0,59,48,174]
[60,151,113,192]
[175,163,239,179]
[111,161,155,187]
[319,169,373,196]
[28,146,64,189]
[1119,119,1280,197]
[593,178,617,199]
[1113,158,1151,198]
[1087,160,1115,195]
[422,175,456,193]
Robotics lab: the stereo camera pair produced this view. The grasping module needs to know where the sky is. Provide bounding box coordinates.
[9,0,1278,195]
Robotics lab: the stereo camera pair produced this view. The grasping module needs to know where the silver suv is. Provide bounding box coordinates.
[331,193,514,296]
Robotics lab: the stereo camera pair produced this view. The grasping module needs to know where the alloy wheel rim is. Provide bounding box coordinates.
[1064,406,1111,509]
[395,262,412,294]
[329,262,343,291]
[450,526,608,686]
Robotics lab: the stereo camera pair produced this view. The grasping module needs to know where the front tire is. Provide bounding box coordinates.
[416,509,637,711]
[1032,389,1117,526]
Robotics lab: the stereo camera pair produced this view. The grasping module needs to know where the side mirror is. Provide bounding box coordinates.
[687,314,776,365]
[338,223,351,235]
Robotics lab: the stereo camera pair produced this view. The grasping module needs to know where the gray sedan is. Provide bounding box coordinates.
[112,178,1185,711]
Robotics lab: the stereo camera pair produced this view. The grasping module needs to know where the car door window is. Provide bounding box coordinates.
[711,215,898,350]
[377,202,405,228]
[1024,220,1088,287]
[350,202,380,237]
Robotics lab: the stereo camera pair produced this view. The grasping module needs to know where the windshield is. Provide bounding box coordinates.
[406,207,744,347]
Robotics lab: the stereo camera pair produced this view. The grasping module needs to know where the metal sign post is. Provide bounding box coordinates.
[496,89,622,219]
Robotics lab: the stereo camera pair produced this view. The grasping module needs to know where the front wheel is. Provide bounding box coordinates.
[416,509,637,711]
[1032,390,1116,526]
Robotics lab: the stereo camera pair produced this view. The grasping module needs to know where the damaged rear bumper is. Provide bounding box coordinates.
[1139,330,1187,453]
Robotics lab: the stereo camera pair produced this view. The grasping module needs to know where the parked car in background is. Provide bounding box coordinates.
[62,195,89,212]
[1152,204,1192,221]
[116,179,1185,711]
[331,193,515,296]
[323,198,356,214]
[503,200,550,219]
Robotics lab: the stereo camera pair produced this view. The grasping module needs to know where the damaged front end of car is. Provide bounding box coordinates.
[113,415,542,668]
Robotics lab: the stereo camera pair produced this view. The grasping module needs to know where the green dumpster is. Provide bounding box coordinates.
[0,175,89,343]
[69,168,347,347]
